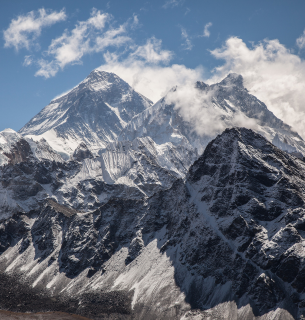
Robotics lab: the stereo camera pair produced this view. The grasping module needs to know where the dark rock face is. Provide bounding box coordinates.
[0,272,132,319]
[3,138,34,165]
[0,138,179,216]
[249,273,285,312]
[1,128,305,319]
[72,143,94,162]
[0,213,30,253]
[188,127,305,221]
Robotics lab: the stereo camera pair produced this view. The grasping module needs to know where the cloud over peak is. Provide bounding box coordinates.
[210,36,305,138]
[98,37,204,102]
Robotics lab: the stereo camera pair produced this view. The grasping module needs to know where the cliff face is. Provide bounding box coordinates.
[1,128,305,319]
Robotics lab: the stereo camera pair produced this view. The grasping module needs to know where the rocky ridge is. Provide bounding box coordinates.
[0,134,188,221]
[1,128,305,319]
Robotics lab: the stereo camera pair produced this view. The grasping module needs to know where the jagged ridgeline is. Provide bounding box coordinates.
[1,69,305,319]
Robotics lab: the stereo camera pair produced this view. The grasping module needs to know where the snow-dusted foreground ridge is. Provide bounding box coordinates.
[1,128,305,319]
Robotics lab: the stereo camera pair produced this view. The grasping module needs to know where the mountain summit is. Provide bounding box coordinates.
[120,73,305,156]
[20,70,305,165]
[218,72,244,87]
[19,70,153,158]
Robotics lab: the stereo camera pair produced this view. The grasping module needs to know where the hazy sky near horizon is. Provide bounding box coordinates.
[2,0,305,136]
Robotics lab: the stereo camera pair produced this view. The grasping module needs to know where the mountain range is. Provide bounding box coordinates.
[1,70,305,319]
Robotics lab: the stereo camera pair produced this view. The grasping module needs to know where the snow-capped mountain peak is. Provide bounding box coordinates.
[120,73,305,157]
[218,72,244,87]
[19,70,153,158]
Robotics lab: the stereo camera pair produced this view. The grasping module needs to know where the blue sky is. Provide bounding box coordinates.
[2,0,305,136]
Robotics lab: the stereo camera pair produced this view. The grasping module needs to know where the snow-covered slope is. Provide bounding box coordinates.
[0,128,63,166]
[19,70,153,159]
[0,135,190,220]
[120,73,305,156]
[1,128,305,319]
[0,128,64,220]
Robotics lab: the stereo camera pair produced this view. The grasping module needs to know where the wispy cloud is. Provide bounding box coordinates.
[163,0,185,9]
[3,8,66,51]
[131,37,173,63]
[296,30,305,50]
[203,22,212,38]
[35,9,137,78]
[23,55,33,66]
[181,27,193,50]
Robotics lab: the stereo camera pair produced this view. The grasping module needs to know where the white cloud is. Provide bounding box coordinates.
[3,8,66,51]
[210,36,305,139]
[131,37,173,63]
[165,85,226,136]
[203,22,212,38]
[35,59,59,78]
[163,82,260,138]
[163,0,185,9]
[181,27,193,50]
[23,55,33,66]
[132,15,139,28]
[98,38,204,102]
[35,9,133,78]
[296,30,305,50]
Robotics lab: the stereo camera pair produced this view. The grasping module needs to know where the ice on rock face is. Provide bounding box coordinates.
[0,133,183,220]
[218,72,244,87]
[0,129,22,165]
